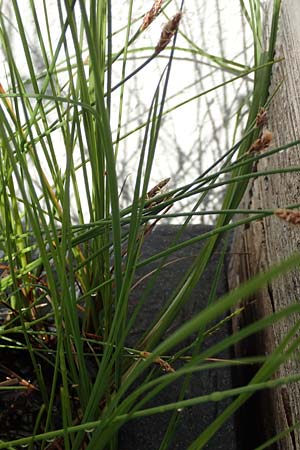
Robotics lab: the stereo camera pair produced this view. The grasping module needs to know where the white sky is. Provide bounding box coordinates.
[0,0,255,223]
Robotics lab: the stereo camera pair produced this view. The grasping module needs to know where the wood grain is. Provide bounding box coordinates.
[228,1,300,449]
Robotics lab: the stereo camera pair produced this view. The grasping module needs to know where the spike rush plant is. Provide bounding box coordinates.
[0,1,299,449]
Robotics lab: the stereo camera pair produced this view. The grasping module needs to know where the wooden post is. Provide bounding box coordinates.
[228,1,300,449]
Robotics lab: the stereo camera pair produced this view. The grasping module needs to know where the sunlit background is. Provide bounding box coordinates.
[1,0,256,223]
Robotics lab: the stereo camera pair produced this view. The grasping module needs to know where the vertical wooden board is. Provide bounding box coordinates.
[228,1,300,448]
[261,5,300,447]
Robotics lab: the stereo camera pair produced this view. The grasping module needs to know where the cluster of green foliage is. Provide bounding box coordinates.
[0,1,299,449]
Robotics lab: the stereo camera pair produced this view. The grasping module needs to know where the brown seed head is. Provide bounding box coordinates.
[261,129,273,147]
[140,0,163,31]
[147,177,170,199]
[155,12,182,54]
[275,208,300,225]
[256,107,268,128]
[248,129,273,153]
[140,351,175,373]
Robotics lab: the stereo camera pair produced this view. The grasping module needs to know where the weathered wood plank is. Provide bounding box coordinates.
[228,1,300,448]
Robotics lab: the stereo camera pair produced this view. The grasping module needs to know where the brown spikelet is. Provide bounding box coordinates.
[256,107,268,128]
[248,129,273,153]
[155,12,182,54]
[147,177,170,199]
[146,177,171,209]
[140,351,175,373]
[275,209,300,225]
[140,0,163,31]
